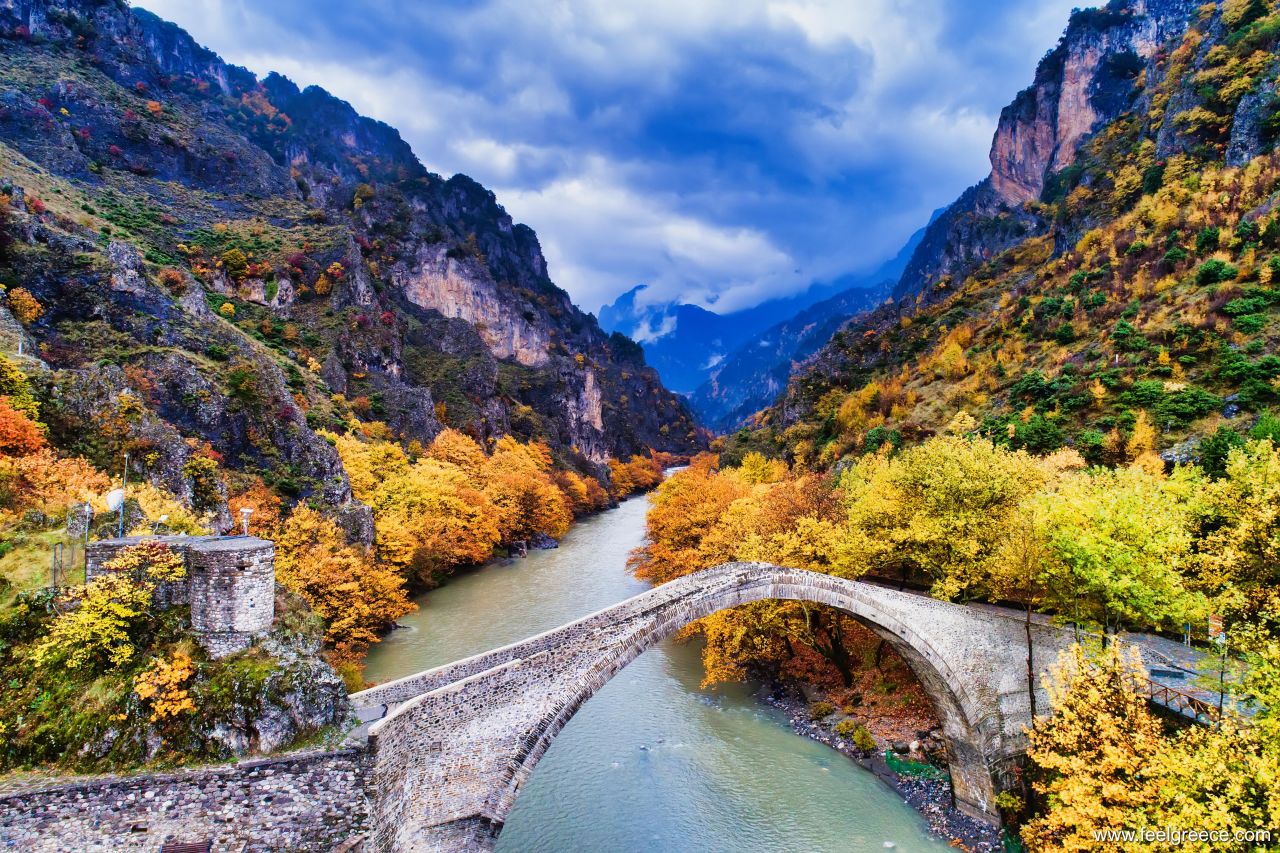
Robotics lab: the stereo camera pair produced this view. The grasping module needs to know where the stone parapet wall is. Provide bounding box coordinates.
[0,749,369,852]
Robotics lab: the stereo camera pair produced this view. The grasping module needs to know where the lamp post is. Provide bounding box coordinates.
[240,507,253,536]
[1216,631,1228,719]
[117,452,129,538]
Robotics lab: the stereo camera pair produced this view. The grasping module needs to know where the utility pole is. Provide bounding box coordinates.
[117,452,129,538]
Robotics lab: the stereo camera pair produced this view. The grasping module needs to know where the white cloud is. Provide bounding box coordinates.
[498,156,799,312]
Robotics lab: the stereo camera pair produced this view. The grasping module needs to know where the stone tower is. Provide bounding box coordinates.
[186,537,276,658]
[84,535,276,659]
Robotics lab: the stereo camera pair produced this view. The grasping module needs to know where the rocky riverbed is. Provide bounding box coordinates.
[759,680,1002,853]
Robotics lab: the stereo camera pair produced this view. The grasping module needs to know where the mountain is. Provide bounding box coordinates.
[597,287,756,393]
[690,223,927,431]
[599,259,922,397]
[745,0,1280,468]
[0,0,702,526]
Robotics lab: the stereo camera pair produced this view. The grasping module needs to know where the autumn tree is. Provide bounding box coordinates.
[0,395,45,455]
[34,573,154,672]
[1022,643,1163,852]
[836,435,1045,597]
[1194,439,1280,617]
[1032,465,1204,636]
[275,505,415,661]
[630,454,751,584]
[6,287,43,325]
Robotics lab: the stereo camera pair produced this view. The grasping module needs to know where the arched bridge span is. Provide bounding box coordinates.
[350,562,1072,852]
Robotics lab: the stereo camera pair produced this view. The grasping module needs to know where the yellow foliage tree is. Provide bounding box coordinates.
[275,505,415,660]
[133,652,197,721]
[1022,643,1163,852]
[34,573,153,671]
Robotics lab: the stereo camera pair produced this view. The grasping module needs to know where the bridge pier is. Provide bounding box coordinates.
[353,563,1067,851]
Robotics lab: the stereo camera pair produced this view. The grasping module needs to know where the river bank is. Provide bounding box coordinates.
[760,679,1003,852]
[365,492,955,852]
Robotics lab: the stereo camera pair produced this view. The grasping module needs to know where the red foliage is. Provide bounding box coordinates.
[36,96,51,110]
[134,81,148,94]
[0,397,46,456]
[27,197,45,214]
[108,144,122,157]
[379,311,395,326]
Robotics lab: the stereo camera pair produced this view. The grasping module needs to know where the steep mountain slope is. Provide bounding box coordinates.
[691,225,926,431]
[598,263,921,397]
[745,0,1280,469]
[0,0,701,526]
[690,282,889,432]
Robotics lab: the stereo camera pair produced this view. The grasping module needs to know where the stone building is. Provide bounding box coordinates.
[85,535,275,658]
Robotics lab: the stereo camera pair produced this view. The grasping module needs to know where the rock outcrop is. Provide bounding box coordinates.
[0,0,703,526]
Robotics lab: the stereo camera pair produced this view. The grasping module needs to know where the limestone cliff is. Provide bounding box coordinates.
[0,0,703,524]
[894,0,1201,305]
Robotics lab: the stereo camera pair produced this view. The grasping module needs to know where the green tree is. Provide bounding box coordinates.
[1033,465,1204,636]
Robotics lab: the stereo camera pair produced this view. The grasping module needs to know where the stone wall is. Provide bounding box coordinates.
[0,749,368,852]
[84,535,275,658]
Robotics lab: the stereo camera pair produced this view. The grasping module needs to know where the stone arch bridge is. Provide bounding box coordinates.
[350,562,1076,852]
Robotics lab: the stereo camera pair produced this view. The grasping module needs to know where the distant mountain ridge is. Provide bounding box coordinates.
[0,0,702,524]
[599,234,928,403]
[690,223,926,430]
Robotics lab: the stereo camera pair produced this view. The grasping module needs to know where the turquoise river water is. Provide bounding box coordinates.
[362,491,952,853]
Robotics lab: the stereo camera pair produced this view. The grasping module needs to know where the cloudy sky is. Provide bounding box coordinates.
[135,0,1080,314]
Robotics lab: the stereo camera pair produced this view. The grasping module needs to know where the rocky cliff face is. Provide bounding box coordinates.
[0,0,701,522]
[894,0,1201,305]
[757,0,1280,461]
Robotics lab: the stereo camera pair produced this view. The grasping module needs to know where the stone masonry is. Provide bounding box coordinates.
[349,562,1075,853]
[0,749,368,852]
[85,535,275,658]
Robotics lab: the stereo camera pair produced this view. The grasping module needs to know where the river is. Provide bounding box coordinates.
[362,492,953,853]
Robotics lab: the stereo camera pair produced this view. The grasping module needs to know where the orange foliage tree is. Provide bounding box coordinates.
[274,505,415,662]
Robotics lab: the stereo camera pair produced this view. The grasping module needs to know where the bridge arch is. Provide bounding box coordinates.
[354,563,1062,852]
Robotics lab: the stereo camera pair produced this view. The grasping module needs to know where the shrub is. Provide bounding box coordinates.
[1234,314,1267,334]
[1251,411,1280,443]
[1195,226,1220,255]
[1153,387,1220,426]
[834,720,877,752]
[6,287,43,325]
[1013,414,1065,454]
[1199,426,1247,478]
[157,268,186,294]
[1196,259,1238,285]
[221,248,248,279]
[809,700,835,720]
